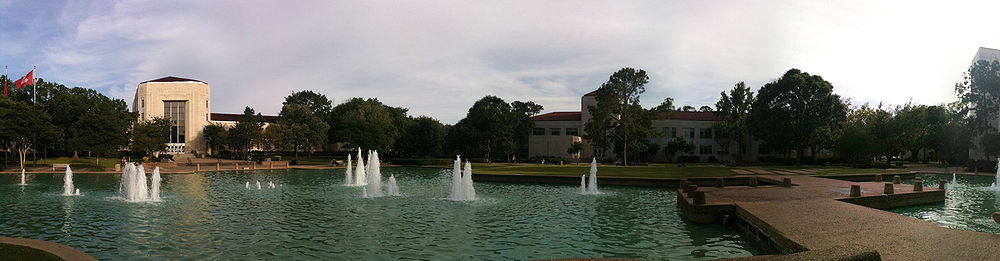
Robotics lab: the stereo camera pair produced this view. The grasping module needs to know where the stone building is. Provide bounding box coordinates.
[133,76,277,155]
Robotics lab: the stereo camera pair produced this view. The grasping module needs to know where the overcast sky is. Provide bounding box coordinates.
[2,0,999,123]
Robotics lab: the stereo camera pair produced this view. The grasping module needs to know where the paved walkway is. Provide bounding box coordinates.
[680,175,1000,260]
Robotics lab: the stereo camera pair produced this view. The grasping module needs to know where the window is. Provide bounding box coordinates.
[700,145,713,155]
[665,127,677,138]
[594,147,606,158]
[163,101,188,143]
[532,128,545,135]
[550,128,561,135]
[700,128,712,139]
[566,128,579,136]
[687,128,695,139]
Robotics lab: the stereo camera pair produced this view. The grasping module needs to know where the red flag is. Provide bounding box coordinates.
[14,69,34,89]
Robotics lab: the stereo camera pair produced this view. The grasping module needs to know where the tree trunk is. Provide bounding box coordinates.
[623,135,629,166]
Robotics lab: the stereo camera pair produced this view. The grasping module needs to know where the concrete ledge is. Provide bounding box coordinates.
[0,237,96,261]
[837,190,945,209]
[715,244,881,261]
[473,174,778,188]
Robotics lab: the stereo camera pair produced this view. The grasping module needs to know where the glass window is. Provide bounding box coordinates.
[550,128,561,136]
[566,128,579,136]
[163,101,188,143]
[687,128,695,139]
[668,127,677,138]
[532,128,545,135]
[594,147,606,158]
[700,128,712,139]
[700,145,713,155]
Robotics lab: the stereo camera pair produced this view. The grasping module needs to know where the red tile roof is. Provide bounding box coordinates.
[583,90,598,96]
[531,112,582,121]
[141,76,204,84]
[210,113,280,123]
[659,111,720,121]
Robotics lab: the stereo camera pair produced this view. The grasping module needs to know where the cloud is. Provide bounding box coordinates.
[3,0,999,123]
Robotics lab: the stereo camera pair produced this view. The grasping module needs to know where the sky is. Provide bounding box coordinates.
[2,0,999,123]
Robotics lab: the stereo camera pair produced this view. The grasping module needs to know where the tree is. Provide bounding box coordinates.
[228,107,263,160]
[981,133,1000,160]
[714,82,755,164]
[681,106,695,112]
[451,96,517,162]
[329,98,407,152]
[835,118,879,165]
[651,98,675,113]
[955,59,1000,136]
[567,141,583,161]
[509,100,543,158]
[67,97,133,165]
[396,116,446,158]
[698,106,713,112]
[283,90,333,117]
[748,69,848,165]
[131,117,171,157]
[664,137,695,163]
[278,103,330,161]
[0,98,58,169]
[202,123,229,156]
[583,67,655,166]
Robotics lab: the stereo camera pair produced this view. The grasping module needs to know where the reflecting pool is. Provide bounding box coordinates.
[1,167,754,260]
[891,173,1000,234]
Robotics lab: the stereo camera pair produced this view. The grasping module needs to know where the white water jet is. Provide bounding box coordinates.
[387,175,400,196]
[449,157,477,201]
[62,166,80,196]
[365,150,385,198]
[19,169,26,186]
[120,163,150,201]
[354,148,367,186]
[269,181,275,188]
[450,156,462,199]
[587,158,599,194]
[149,167,162,201]
[245,181,250,189]
[344,154,353,185]
[580,175,587,194]
[994,158,1000,188]
[362,187,369,198]
[256,180,262,190]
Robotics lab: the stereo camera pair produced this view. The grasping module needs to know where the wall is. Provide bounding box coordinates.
[134,81,212,154]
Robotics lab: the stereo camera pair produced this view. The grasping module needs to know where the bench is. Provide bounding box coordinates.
[52,164,70,171]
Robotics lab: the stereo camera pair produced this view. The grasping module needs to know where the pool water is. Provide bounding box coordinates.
[1,167,755,260]
[890,173,1000,234]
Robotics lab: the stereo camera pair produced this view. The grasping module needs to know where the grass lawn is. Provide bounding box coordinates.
[3,157,119,171]
[467,163,904,178]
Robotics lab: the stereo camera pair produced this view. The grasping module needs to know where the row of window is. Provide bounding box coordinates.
[532,127,579,136]
[663,127,712,139]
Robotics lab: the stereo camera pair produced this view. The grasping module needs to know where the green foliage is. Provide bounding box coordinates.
[228,107,264,159]
[278,103,330,159]
[509,100,542,158]
[395,116,445,158]
[955,59,1000,135]
[283,90,333,117]
[748,69,848,164]
[0,97,58,169]
[583,67,656,165]
[66,96,133,158]
[981,133,1000,160]
[650,97,675,113]
[714,81,754,163]
[449,96,517,161]
[202,123,229,156]
[664,137,695,162]
[131,117,171,156]
[566,141,583,159]
[329,98,408,152]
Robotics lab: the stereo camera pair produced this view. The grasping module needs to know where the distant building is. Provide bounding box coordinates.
[529,90,777,163]
[133,76,277,155]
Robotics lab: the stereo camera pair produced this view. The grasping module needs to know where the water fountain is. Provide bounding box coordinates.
[256,180,262,190]
[581,158,599,194]
[63,166,80,196]
[449,156,476,201]
[121,163,150,201]
[269,181,276,188]
[580,175,586,194]
[150,167,162,201]
[344,154,353,185]
[994,158,1000,188]
[19,169,26,186]
[365,150,385,198]
[245,181,250,189]
[387,175,400,196]
[354,148,367,186]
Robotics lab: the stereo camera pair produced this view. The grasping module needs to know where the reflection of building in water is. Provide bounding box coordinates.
[133,76,277,155]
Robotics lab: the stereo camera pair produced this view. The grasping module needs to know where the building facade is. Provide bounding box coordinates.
[529,90,776,163]
[969,47,1000,160]
[133,76,277,155]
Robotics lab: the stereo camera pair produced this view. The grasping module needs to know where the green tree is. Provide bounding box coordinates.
[396,116,445,158]
[0,98,58,169]
[509,100,543,158]
[228,107,264,160]
[278,103,330,161]
[981,133,1000,160]
[451,96,516,162]
[664,137,695,163]
[202,123,229,156]
[651,98,675,113]
[67,97,133,165]
[583,67,655,166]
[284,90,333,117]
[748,69,848,165]
[567,141,584,160]
[955,59,1000,136]
[714,82,754,164]
[131,117,171,157]
[329,98,407,152]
